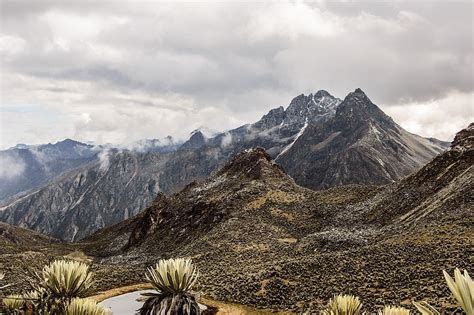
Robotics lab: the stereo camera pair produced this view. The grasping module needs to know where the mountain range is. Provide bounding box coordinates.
[0,89,449,241]
[1,122,471,312]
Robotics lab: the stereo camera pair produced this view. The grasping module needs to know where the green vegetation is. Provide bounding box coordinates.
[2,295,25,313]
[378,306,411,315]
[35,260,94,312]
[413,268,473,315]
[0,260,110,315]
[138,258,201,315]
[1,260,471,315]
[66,298,111,315]
[322,294,362,315]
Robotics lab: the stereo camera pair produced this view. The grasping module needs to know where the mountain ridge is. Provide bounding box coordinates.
[0,88,450,241]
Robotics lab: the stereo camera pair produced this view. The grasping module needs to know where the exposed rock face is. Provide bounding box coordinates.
[159,90,343,193]
[0,139,98,203]
[0,150,171,241]
[277,89,448,189]
[160,89,447,193]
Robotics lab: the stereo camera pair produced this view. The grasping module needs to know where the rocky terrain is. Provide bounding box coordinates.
[0,124,472,312]
[71,123,471,313]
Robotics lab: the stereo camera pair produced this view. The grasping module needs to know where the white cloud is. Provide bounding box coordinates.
[0,1,472,148]
[220,132,233,148]
[0,155,25,179]
[246,2,343,40]
[383,91,474,141]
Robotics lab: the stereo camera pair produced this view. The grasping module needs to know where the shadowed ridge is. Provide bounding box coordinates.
[216,147,288,180]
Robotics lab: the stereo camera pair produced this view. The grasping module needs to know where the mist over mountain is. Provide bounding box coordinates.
[0,139,98,203]
[0,89,449,241]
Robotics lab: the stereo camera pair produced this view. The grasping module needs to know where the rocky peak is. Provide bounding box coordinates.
[314,89,331,98]
[335,88,393,128]
[253,90,341,130]
[180,131,206,150]
[254,106,285,129]
[216,147,287,180]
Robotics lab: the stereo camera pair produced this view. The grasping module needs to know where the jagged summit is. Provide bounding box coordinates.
[216,147,287,180]
[180,130,207,150]
[335,88,393,127]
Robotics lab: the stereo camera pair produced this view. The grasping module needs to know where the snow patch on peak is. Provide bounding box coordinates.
[276,118,309,160]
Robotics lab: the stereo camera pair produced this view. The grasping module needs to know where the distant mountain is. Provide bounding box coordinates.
[277,88,449,189]
[159,89,447,193]
[159,90,343,192]
[0,139,98,203]
[0,149,173,241]
[0,89,450,241]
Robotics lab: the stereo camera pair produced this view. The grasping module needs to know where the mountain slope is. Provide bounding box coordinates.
[0,139,98,203]
[0,150,171,241]
[365,122,473,226]
[81,133,472,312]
[277,89,448,189]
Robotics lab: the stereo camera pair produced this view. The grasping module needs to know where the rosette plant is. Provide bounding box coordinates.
[138,258,200,315]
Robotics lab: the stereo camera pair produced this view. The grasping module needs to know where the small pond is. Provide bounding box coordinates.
[100,290,209,315]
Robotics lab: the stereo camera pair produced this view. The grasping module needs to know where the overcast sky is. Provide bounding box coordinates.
[0,0,472,149]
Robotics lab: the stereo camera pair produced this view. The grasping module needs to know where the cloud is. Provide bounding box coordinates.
[0,0,472,148]
[0,154,26,179]
[383,91,474,141]
[220,132,233,148]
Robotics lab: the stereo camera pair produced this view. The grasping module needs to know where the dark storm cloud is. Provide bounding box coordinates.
[0,0,472,148]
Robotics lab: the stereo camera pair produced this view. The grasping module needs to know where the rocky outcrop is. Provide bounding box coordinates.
[159,90,342,193]
[277,89,448,189]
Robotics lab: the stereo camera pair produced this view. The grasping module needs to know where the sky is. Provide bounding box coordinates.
[0,0,472,149]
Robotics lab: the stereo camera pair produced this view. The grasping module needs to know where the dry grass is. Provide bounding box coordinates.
[245,190,304,210]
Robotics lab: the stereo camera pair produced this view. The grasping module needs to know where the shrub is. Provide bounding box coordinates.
[66,298,111,315]
[321,294,363,315]
[443,268,473,314]
[413,268,473,315]
[412,301,439,315]
[2,294,25,313]
[378,306,410,315]
[33,260,95,313]
[138,258,200,315]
